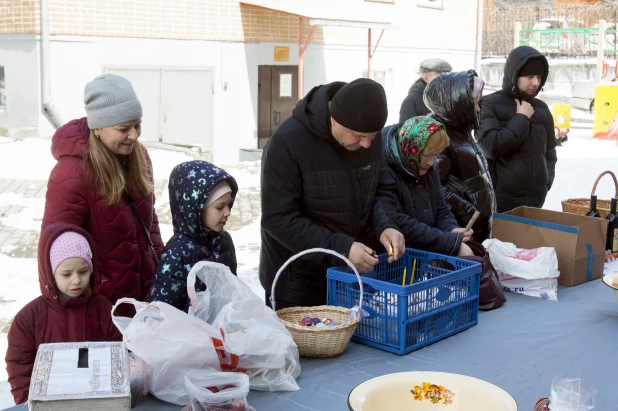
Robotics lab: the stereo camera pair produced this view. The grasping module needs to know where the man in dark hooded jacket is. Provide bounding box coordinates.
[478,46,557,213]
[260,78,405,309]
[399,58,452,122]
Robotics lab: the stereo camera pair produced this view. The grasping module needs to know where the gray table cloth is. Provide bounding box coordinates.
[5,279,617,411]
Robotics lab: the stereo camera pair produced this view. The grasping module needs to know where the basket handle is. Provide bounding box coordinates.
[270,248,364,314]
[591,170,618,197]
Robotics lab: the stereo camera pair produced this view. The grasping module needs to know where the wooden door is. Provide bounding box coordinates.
[258,65,299,148]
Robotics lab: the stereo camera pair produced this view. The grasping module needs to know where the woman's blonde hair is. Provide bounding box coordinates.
[424,127,450,154]
[84,130,154,206]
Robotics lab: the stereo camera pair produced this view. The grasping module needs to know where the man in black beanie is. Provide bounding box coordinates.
[478,46,558,213]
[260,78,405,309]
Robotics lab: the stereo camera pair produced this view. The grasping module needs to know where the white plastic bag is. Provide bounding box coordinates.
[187,261,301,392]
[482,239,560,300]
[111,298,224,405]
[182,371,256,411]
[549,377,597,411]
[128,352,148,407]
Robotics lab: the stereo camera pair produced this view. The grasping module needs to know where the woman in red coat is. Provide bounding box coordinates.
[41,73,163,303]
[5,223,122,404]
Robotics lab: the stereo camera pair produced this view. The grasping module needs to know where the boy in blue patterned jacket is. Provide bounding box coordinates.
[147,160,238,311]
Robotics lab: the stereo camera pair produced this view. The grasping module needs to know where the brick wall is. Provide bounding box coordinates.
[0,0,477,52]
[0,0,40,35]
[491,0,601,6]
[0,0,325,42]
[554,0,602,4]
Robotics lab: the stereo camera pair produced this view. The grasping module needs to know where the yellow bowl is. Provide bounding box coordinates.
[602,273,618,301]
[348,371,517,410]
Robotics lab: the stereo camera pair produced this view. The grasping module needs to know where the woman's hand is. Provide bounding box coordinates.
[451,227,474,243]
[457,242,474,257]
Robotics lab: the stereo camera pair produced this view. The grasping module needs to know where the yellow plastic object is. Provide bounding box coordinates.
[552,103,571,130]
[593,84,618,135]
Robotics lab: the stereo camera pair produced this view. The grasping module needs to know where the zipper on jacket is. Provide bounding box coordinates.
[347,164,358,238]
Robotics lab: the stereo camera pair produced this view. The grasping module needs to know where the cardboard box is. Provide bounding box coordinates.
[491,207,608,286]
[29,342,130,411]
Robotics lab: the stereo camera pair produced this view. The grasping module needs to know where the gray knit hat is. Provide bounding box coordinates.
[84,74,143,129]
[419,58,452,74]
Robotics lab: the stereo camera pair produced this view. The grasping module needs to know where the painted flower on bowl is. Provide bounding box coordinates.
[411,382,454,406]
[411,386,423,401]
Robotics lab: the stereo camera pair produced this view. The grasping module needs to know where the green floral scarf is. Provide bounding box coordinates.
[396,116,445,175]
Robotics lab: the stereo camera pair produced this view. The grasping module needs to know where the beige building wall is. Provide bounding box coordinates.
[0,0,479,53]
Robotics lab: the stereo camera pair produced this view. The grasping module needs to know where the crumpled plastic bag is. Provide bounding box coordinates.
[483,239,560,300]
[128,351,148,407]
[187,261,301,392]
[181,371,256,411]
[111,298,224,405]
[549,377,597,411]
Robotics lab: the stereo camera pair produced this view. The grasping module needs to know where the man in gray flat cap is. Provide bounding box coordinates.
[399,58,452,123]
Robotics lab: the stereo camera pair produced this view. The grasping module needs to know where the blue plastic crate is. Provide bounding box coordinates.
[326,248,481,355]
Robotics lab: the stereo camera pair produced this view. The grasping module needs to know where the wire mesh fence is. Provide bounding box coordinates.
[484,3,618,58]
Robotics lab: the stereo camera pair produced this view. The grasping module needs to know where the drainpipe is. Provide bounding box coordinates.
[40,0,62,129]
[474,0,483,74]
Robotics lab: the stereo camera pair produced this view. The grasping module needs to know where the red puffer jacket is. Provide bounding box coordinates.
[41,117,164,303]
[5,223,123,405]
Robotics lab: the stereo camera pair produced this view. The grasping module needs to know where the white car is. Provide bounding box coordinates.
[569,78,616,114]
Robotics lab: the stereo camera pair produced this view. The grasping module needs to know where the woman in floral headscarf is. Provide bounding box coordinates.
[372,116,474,256]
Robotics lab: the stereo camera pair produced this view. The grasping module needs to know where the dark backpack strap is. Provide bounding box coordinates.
[125,192,159,264]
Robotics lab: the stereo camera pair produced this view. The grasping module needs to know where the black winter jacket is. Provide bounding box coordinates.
[399,78,430,123]
[259,82,394,307]
[478,47,557,213]
[373,124,463,256]
[424,70,497,243]
[147,161,238,311]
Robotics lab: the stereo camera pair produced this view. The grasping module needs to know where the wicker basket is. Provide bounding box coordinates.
[270,248,363,358]
[561,170,618,218]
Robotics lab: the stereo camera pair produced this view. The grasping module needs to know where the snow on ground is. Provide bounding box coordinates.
[0,194,45,232]
[571,108,594,121]
[0,254,38,327]
[221,161,264,301]
[147,148,195,180]
[0,137,54,180]
[228,218,263,300]
[544,129,618,212]
[0,137,195,181]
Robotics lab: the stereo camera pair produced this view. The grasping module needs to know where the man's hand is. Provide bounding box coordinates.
[348,242,379,273]
[451,227,474,243]
[457,242,474,257]
[379,228,405,263]
[515,99,534,119]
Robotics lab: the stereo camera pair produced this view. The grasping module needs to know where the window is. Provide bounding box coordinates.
[417,0,444,9]
[0,67,5,110]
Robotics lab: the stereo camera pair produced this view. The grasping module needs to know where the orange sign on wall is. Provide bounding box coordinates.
[274,46,290,62]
